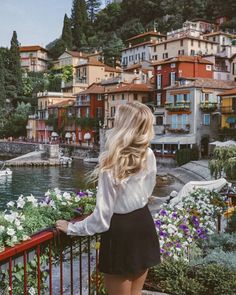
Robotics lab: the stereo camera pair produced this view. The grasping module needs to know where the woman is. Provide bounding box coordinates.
[56,101,160,295]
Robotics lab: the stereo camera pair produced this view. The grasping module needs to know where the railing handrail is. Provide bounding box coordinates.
[0,215,87,262]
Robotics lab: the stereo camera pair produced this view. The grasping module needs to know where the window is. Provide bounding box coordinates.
[154,46,157,52]
[157,74,162,90]
[206,65,212,71]
[180,39,183,46]
[198,40,201,48]
[181,114,188,128]
[112,95,115,101]
[171,114,178,129]
[97,94,102,101]
[163,53,168,59]
[121,93,125,100]
[96,107,103,118]
[213,37,216,42]
[157,65,162,70]
[85,107,90,117]
[111,107,116,117]
[141,52,145,61]
[190,50,195,55]
[170,72,176,86]
[156,116,163,126]
[203,114,210,125]
[178,49,184,55]
[191,39,194,46]
[157,93,162,106]
[232,98,236,111]
[170,63,176,68]
[164,43,167,50]
[134,93,138,100]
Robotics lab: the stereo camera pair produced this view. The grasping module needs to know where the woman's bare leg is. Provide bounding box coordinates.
[131,269,148,295]
[104,273,132,295]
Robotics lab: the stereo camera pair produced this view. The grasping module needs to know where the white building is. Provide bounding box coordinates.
[167,20,214,39]
[20,46,48,72]
[150,36,218,61]
[121,31,166,68]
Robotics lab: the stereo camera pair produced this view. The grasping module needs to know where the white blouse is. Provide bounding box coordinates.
[67,147,157,236]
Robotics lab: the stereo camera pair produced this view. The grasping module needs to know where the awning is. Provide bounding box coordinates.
[226,117,236,123]
[151,135,196,145]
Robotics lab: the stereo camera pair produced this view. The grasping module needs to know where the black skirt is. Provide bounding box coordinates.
[98,204,161,276]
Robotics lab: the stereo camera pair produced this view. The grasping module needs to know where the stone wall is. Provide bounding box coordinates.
[0,141,39,156]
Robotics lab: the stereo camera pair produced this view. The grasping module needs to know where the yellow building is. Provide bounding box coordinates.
[219,88,236,128]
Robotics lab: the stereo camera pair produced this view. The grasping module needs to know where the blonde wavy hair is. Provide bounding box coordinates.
[88,101,155,184]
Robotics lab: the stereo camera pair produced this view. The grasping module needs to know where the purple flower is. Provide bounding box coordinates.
[159,209,167,216]
[155,220,162,227]
[77,191,86,198]
[45,196,51,204]
[176,242,181,248]
[159,230,168,238]
[160,248,165,253]
[75,207,82,213]
[179,224,188,230]
[172,212,178,218]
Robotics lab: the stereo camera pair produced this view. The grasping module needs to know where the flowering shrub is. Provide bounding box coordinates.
[0,188,96,252]
[154,188,227,260]
[0,188,97,295]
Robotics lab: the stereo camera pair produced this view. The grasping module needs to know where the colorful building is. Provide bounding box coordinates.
[75,83,105,144]
[19,46,48,72]
[218,88,236,129]
[151,78,236,158]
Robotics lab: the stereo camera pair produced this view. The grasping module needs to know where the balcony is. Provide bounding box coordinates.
[221,106,236,114]
[200,102,218,112]
[165,101,190,111]
[214,65,229,72]
[165,123,190,133]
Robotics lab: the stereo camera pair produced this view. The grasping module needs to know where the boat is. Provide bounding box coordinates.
[0,162,12,176]
[83,151,99,164]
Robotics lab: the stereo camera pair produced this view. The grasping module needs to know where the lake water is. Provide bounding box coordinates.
[0,159,182,210]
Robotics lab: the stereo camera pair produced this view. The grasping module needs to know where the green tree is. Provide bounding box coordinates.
[62,14,73,50]
[103,33,124,66]
[86,0,101,22]
[0,52,6,108]
[9,31,22,104]
[47,38,66,60]
[71,0,88,48]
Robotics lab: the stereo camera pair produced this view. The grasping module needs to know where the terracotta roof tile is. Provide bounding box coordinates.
[122,41,153,52]
[218,88,236,96]
[66,51,89,58]
[127,31,166,42]
[149,36,218,47]
[48,99,76,108]
[164,78,236,90]
[152,55,213,66]
[106,83,154,94]
[20,46,48,52]
[76,83,105,95]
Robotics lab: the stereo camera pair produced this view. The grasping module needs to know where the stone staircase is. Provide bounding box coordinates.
[169,160,212,184]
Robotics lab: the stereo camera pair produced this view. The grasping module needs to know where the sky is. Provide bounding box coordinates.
[0,0,105,48]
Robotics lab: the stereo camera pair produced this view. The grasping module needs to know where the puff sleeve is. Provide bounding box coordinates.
[67,170,118,236]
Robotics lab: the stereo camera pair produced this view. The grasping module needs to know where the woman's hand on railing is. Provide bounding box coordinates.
[55,220,69,233]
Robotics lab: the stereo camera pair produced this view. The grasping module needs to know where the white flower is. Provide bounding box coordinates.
[0,225,5,233]
[17,197,25,209]
[7,201,15,208]
[14,219,21,227]
[54,188,61,195]
[45,190,51,197]
[17,225,23,231]
[56,194,62,200]
[63,192,71,200]
[11,236,18,243]
[48,200,56,209]
[22,235,30,241]
[4,214,15,223]
[61,202,67,206]
[7,228,16,236]
[29,287,36,295]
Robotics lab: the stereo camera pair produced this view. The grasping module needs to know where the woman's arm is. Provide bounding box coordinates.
[66,170,118,236]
